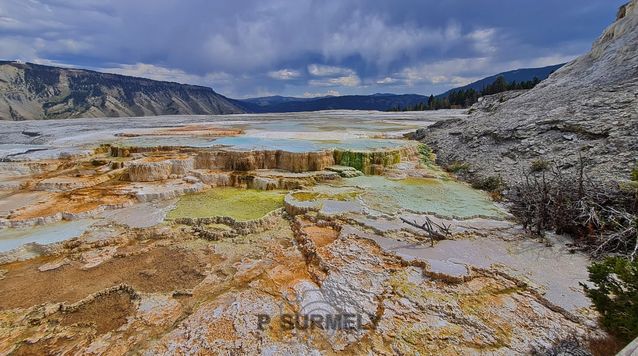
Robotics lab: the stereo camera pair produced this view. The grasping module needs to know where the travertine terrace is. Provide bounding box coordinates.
[0,110,605,354]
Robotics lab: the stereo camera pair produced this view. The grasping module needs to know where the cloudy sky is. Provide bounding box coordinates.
[0,0,625,98]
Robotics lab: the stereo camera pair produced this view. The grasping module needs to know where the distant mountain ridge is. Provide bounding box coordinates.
[239,64,565,113]
[436,63,564,98]
[239,93,432,113]
[0,61,245,120]
[241,95,319,106]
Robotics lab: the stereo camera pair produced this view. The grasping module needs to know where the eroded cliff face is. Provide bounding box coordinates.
[0,62,245,120]
[422,0,638,184]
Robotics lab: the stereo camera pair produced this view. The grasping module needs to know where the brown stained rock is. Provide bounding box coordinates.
[37,258,69,272]
[301,224,339,248]
[148,291,283,355]
[11,333,88,356]
[0,246,211,310]
[58,288,137,335]
[0,208,604,355]
[378,267,601,354]
[137,294,182,327]
[5,186,134,225]
[79,246,118,270]
[6,286,138,355]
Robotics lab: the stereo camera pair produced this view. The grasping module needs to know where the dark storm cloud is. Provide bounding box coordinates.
[0,0,626,97]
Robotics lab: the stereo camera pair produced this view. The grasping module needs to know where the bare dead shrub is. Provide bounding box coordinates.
[510,157,638,258]
[400,216,451,246]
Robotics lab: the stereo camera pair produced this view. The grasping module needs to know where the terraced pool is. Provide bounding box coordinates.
[166,187,285,221]
[335,176,505,219]
[116,135,413,153]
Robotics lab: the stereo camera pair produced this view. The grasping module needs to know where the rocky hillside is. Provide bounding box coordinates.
[421,0,638,184]
[0,62,245,120]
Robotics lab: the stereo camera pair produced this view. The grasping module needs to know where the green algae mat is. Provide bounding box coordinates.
[167,187,285,221]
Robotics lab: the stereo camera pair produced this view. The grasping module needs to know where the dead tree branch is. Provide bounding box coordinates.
[401,216,451,247]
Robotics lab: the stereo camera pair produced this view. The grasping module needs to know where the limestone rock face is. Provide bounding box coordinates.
[127,158,194,182]
[128,161,173,182]
[194,150,336,172]
[423,0,638,184]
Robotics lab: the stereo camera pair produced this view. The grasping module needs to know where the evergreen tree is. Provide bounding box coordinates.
[582,257,638,342]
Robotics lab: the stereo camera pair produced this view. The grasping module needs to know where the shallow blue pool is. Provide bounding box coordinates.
[117,135,410,152]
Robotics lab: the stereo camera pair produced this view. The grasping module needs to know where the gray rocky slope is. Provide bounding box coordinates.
[421,0,638,184]
[0,61,245,120]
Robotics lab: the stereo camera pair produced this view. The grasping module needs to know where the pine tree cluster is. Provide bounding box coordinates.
[389,75,542,112]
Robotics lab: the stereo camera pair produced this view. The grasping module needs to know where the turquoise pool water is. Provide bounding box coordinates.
[212,136,408,152]
[335,176,505,219]
[226,118,428,133]
[0,220,93,253]
[117,136,411,152]
[116,136,217,148]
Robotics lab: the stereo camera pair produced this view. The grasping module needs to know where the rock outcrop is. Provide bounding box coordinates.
[0,61,246,120]
[422,0,638,184]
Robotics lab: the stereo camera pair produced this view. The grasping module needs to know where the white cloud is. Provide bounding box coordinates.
[306,64,361,87]
[303,89,340,98]
[466,28,498,55]
[309,73,361,87]
[394,51,571,89]
[31,58,79,68]
[321,16,467,67]
[0,37,37,60]
[387,58,481,88]
[450,76,479,86]
[99,63,231,87]
[376,77,397,85]
[267,68,301,80]
[307,64,354,77]
[527,54,578,67]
